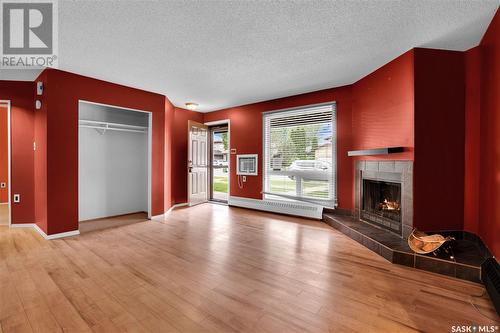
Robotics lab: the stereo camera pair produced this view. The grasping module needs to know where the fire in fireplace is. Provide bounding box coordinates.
[361,179,402,234]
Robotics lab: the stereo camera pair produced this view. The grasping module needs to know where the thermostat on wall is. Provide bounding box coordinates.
[37,81,44,95]
[236,154,258,176]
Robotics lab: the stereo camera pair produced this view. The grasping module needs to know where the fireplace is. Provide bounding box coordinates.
[361,179,402,234]
[355,161,413,238]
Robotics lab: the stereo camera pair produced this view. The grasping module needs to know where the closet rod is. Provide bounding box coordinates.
[79,125,147,134]
[78,119,148,131]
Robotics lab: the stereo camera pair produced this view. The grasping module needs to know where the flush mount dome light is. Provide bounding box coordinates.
[185,102,198,111]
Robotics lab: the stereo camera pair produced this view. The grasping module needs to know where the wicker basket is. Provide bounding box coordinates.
[407,229,454,254]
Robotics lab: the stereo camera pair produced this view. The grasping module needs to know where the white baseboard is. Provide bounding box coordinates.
[151,203,188,221]
[228,196,323,219]
[10,223,80,240]
[10,223,36,228]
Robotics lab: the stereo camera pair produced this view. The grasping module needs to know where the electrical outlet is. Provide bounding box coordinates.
[0,182,6,188]
[13,194,20,203]
[242,176,247,182]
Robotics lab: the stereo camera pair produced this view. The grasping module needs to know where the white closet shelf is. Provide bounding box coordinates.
[79,119,148,134]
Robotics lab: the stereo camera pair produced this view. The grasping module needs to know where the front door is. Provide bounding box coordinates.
[188,120,208,206]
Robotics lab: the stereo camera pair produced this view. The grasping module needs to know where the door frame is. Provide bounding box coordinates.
[0,100,12,226]
[187,120,209,206]
[205,119,230,203]
[208,124,229,203]
[78,100,153,219]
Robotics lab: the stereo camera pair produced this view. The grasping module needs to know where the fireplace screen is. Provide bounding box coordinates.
[361,179,401,233]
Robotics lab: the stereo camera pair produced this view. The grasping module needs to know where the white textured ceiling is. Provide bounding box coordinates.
[1,0,498,112]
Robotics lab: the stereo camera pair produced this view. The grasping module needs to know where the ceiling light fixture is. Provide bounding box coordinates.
[185,102,198,111]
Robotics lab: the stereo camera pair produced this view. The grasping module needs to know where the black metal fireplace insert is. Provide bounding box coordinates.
[361,179,402,234]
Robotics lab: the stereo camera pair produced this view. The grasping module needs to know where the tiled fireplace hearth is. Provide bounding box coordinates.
[324,160,491,283]
[355,160,413,238]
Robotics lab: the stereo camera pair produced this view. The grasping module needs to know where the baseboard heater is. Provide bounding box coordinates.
[481,257,500,315]
[228,196,323,219]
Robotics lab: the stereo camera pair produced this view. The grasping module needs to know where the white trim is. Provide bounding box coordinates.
[10,223,80,240]
[228,196,323,219]
[151,203,188,221]
[78,100,153,222]
[34,224,80,240]
[207,121,231,202]
[0,202,8,205]
[165,202,188,214]
[147,113,152,219]
[0,100,11,226]
[204,119,230,126]
[10,223,36,228]
[262,101,337,207]
[78,100,152,114]
[262,101,336,115]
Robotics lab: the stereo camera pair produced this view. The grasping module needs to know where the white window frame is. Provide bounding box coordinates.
[262,101,337,207]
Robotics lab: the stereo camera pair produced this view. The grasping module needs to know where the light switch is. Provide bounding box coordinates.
[13,194,20,203]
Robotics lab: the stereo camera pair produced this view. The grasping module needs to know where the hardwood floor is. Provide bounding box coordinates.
[79,212,148,234]
[0,204,8,225]
[0,204,498,332]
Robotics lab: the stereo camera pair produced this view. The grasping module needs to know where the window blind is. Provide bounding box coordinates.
[263,103,337,207]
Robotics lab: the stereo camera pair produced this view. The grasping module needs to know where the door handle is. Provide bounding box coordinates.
[188,166,193,173]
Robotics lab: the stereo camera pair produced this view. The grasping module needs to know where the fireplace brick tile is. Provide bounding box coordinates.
[349,230,364,244]
[402,225,413,239]
[323,213,487,283]
[393,251,415,267]
[362,237,381,255]
[366,161,379,171]
[415,255,456,278]
[380,246,393,262]
[455,264,481,283]
[379,161,396,172]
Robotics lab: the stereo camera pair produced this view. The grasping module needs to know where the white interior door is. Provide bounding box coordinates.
[188,121,208,206]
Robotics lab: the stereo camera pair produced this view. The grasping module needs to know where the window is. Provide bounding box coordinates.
[263,103,336,207]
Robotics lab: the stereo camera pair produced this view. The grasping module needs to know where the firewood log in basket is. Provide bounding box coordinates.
[407,229,454,254]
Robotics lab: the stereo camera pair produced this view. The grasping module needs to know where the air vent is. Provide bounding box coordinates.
[481,257,500,316]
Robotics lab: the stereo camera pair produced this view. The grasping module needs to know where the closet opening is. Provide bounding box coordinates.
[78,101,152,233]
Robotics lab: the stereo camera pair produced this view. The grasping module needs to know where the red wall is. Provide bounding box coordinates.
[413,48,465,231]
[0,81,35,224]
[34,71,48,231]
[351,50,415,160]
[477,9,500,258]
[202,50,416,211]
[464,47,482,234]
[0,104,8,203]
[172,107,204,204]
[204,86,354,210]
[36,69,168,234]
[164,100,175,210]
